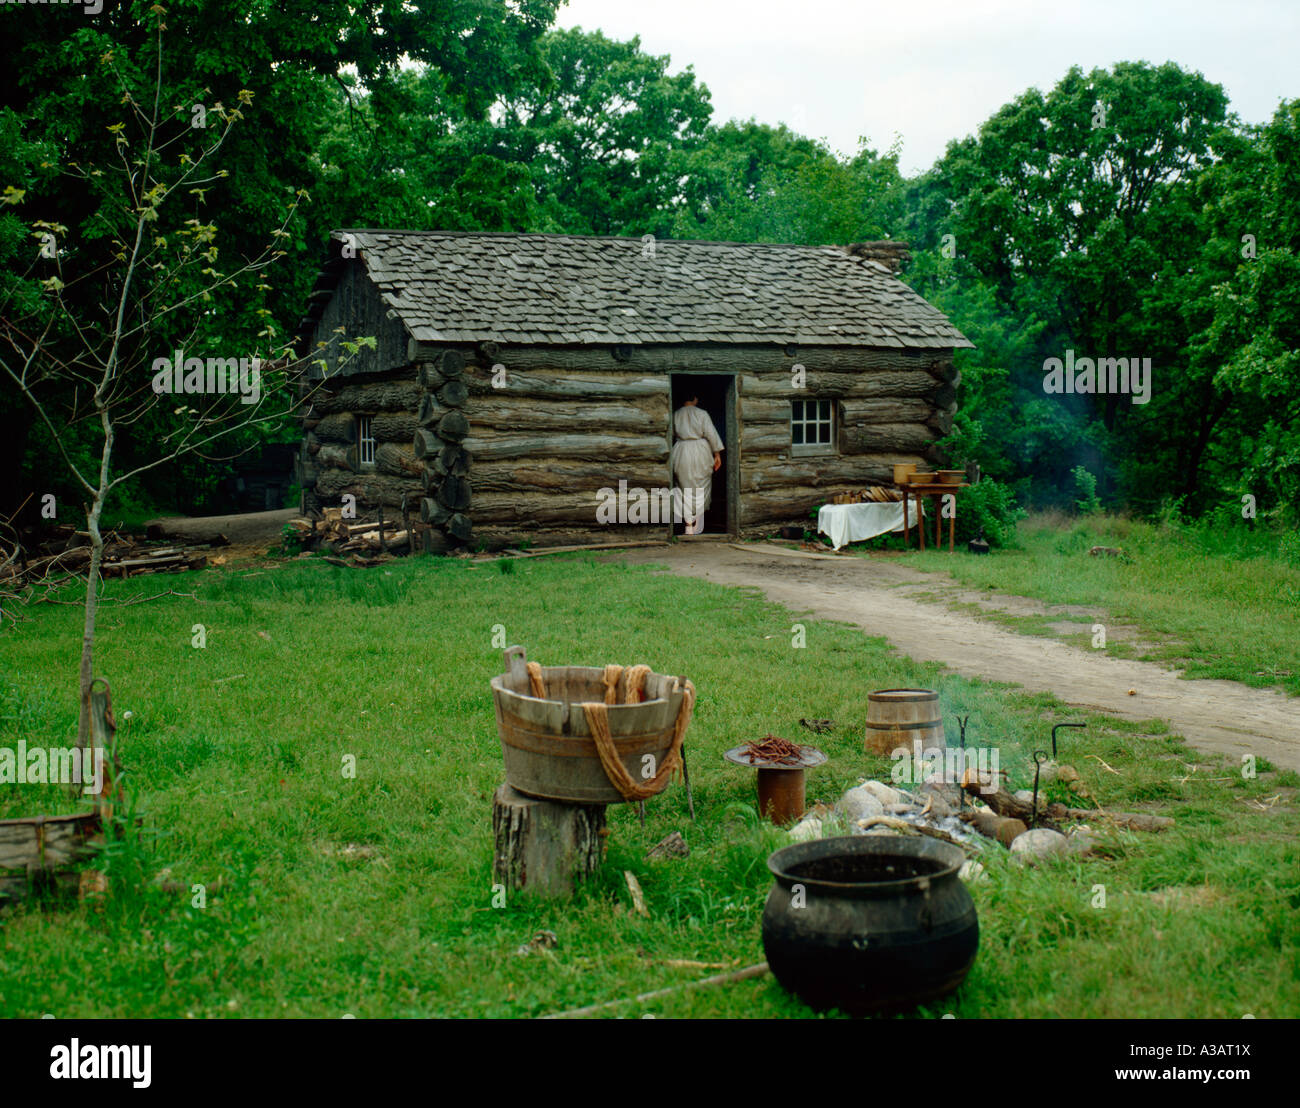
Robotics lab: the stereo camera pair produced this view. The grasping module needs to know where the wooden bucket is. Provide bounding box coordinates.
[864,689,945,755]
[491,646,689,804]
[1,677,118,903]
[0,812,103,901]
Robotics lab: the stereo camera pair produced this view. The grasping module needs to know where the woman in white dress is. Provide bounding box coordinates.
[670,394,723,535]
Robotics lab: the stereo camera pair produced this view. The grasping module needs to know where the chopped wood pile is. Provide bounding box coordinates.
[285,507,423,562]
[829,488,904,504]
[1,523,224,585]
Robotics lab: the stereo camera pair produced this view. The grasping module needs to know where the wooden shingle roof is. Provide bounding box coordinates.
[299,230,973,351]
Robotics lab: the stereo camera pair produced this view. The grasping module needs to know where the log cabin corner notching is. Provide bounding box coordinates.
[293,230,973,552]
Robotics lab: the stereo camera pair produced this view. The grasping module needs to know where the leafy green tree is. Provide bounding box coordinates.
[903,62,1241,509]
[0,18,307,752]
[672,123,904,244]
[1,0,559,516]
[1188,100,1300,523]
[483,28,714,236]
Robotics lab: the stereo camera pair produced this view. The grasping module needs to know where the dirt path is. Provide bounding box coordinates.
[614,541,1300,773]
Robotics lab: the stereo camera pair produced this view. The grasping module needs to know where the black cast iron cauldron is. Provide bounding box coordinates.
[762,835,979,1015]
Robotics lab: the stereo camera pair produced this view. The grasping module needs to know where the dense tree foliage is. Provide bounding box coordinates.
[904,64,1296,523]
[0,0,558,516]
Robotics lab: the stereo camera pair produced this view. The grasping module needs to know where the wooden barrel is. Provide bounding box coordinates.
[491,646,689,804]
[864,689,945,755]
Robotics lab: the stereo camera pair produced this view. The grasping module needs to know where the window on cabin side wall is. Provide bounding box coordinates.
[790,399,835,456]
[358,415,376,468]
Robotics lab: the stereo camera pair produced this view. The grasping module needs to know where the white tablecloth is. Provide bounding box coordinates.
[816,501,924,550]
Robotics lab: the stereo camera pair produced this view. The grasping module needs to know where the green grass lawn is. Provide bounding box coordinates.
[1,552,1298,1017]
[890,514,1300,697]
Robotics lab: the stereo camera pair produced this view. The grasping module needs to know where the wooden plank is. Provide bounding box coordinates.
[471,491,629,525]
[314,470,423,508]
[463,366,669,400]
[0,814,101,871]
[471,462,666,494]
[369,412,420,443]
[738,397,933,425]
[739,369,946,400]
[462,433,668,463]
[740,454,915,492]
[473,524,668,548]
[741,487,840,525]
[305,259,411,379]
[840,398,935,425]
[469,399,662,434]
[839,422,939,454]
[301,377,423,415]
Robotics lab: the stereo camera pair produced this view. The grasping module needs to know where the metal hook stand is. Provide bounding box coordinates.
[955,715,970,809]
[1030,749,1050,828]
[1051,721,1087,758]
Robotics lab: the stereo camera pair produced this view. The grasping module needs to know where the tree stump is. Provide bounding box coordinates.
[492,784,606,898]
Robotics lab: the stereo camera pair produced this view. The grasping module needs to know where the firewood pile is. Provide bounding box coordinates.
[0,523,222,585]
[285,507,420,560]
[829,488,904,504]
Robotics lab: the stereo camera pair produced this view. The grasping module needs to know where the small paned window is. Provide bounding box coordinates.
[791,399,834,455]
[357,415,376,468]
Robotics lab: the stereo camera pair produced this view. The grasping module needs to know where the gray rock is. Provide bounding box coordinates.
[859,780,903,807]
[1067,827,1097,857]
[1013,788,1051,811]
[919,780,962,807]
[1010,828,1069,863]
[646,831,689,860]
[1033,760,1062,784]
[835,786,884,823]
[788,817,823,843]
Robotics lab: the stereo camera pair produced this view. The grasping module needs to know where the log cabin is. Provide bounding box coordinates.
[293,230,972,552]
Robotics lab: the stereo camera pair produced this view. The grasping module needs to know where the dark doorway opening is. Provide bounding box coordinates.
[669,374,734,536]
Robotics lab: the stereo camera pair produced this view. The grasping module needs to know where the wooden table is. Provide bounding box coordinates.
[901,482,969,552]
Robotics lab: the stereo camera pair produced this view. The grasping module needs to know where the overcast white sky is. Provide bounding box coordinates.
[555,0,1298,175]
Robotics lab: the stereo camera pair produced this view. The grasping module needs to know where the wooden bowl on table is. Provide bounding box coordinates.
[937,470,966,484]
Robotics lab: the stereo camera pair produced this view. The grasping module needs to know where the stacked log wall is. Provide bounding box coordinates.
[299,340,957,549]
[460,357,671,548]
[734,349,957,536]
[297,363,428,530]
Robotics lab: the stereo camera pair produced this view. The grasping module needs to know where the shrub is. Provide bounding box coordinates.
[955,478,1026,547]
[1072,466,1101,515]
